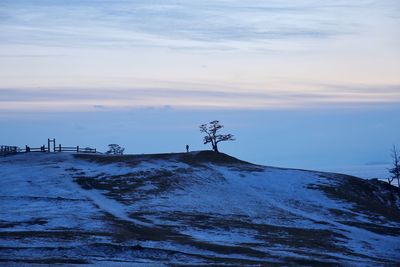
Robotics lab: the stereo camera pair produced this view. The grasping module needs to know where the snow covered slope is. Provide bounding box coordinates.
[1,151,399,266]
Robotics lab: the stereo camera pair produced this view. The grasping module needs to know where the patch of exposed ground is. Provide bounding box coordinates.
[308,174,400,223]
[104,213,356,265]
[73,168,198,205]
[138,211,354,255]
[0,218,47,228]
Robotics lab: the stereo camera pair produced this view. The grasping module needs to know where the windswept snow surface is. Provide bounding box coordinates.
[1,152,399,266]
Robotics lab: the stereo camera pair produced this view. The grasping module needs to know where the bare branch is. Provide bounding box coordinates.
[216,134,235,144]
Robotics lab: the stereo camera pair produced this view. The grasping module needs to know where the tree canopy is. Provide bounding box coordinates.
[199,120,235,153]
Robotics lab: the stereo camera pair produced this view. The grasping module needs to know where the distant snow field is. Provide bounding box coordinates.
[321,164,391,180]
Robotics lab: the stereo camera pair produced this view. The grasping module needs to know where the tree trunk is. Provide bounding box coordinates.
[213,144,219,153]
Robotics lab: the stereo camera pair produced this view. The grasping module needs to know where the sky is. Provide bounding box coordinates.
[1,0,399,177]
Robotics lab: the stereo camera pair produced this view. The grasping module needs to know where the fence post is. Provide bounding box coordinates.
[59,144,61,152]
[77,146,79,152]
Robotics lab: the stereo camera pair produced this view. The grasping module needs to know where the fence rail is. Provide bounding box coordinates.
[55,145,96,153]
[27,147,46,152]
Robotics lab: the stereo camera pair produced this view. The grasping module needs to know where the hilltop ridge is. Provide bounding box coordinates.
[75,150,253,166]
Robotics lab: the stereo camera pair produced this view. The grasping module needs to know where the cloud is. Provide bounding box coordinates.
[1,83,399,112]
[93,105,106,109]
[0,0,384,51]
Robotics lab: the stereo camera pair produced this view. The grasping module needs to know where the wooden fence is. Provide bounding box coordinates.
[19,145,96,153]
[1,142,96,156]
[0,145,19,156]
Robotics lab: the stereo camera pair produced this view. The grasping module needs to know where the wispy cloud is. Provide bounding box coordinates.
[0,0,386,50]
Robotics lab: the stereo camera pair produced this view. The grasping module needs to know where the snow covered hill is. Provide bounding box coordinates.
[1,151,399,266]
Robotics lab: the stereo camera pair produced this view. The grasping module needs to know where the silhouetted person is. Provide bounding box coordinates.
[186,145,189,153]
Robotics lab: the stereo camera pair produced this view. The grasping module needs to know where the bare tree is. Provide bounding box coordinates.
[199,120,235,153]
[388,145,400,187]
[106,144,125,155]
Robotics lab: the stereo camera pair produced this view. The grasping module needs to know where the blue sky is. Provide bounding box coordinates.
[0,0,399,174]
